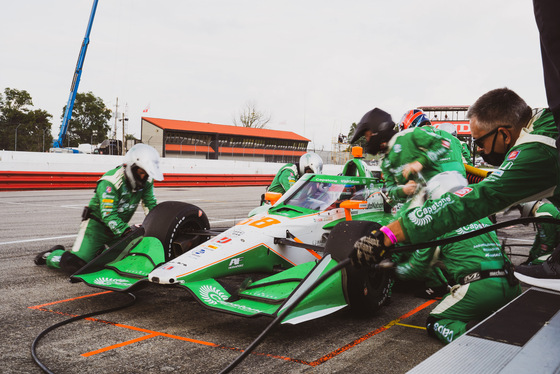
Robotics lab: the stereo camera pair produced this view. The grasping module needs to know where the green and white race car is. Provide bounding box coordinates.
[71,172,395,324]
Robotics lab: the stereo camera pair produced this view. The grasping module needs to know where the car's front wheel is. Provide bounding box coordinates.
[324,220,392,315]
[142,201,210,261]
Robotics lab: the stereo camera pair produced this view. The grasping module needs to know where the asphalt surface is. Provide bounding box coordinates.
[0,187,535,374]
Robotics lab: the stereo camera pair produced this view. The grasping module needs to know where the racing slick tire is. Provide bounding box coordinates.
[325,220,392,316]
[142,201,210,261]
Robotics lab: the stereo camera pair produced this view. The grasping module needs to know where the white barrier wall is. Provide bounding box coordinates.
[0,150,344,175]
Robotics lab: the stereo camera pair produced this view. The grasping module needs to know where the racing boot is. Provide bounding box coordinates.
[59,251,88,274]
[515,245,560,291]
[34,245,65,265]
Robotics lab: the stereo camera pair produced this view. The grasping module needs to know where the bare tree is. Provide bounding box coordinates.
[233,101,271,128]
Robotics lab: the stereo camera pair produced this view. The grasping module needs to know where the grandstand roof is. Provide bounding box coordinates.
[143,117,310,142]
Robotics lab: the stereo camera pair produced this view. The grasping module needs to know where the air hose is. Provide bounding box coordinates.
[218,259,350,374]
[389,216,560,254]
[31,292,137,374]
[220,216,560,373]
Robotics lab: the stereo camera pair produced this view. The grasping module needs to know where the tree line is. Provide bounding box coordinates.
[1,87,363,153]
[0,87,112,152]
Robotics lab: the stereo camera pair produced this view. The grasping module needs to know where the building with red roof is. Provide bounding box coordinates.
[141,117,310,163]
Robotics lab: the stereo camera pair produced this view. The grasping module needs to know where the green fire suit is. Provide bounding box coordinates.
[527,202,560,264]
[399,109,560,245]
[422,126,467,177]
[395,217,522,344]
[382,127,466,292]
[46,166,158,269]
[268,163,300,194]
[381,127,452,204]
[461,141,473,166]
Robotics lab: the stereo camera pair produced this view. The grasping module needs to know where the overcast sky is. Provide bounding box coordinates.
[0,0,546,149]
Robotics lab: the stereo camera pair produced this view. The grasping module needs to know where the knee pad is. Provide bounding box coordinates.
[59,251,88,274]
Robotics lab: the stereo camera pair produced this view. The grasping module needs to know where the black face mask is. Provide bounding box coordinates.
[365,127,396,155]
[131,165,148,189]
[481,132,508,166]
[365,135,383,155]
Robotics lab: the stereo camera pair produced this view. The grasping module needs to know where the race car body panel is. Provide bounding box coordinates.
[71,173,393,323]
[148,207,342,285]
[71,235,162,291]
[179,255,347,324]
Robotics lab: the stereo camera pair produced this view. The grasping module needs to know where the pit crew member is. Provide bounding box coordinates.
[351,108,468,298]
[400,110,467,178]
[438,122,473,166]
[350,108,453,207]
[351,88,560,292]
[387,220,521,344]
[515,200,560,265]
[34,143,164,273]
[267,152,323,194]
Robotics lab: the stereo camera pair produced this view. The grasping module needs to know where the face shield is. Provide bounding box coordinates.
[124,144,164,190]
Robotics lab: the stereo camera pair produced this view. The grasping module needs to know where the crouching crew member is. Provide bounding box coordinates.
[34,144,164,274]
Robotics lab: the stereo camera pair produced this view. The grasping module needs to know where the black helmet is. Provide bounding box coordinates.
[350,108,396,155]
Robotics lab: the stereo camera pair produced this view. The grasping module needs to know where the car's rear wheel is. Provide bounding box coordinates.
[324,220,392,315]
[142,201,210,261]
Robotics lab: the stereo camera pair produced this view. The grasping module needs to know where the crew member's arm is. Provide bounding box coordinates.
[141,180,158,214]
[381,160,411,203]
[275,168,297,194]
[461,142,473,166]
[392,142,560,245]
[96,180,130,236]
[394,246,435,280]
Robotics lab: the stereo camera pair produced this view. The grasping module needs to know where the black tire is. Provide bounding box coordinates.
[142,201,210,261]
[324,220,392,316]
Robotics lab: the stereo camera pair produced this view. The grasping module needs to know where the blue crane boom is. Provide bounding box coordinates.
[53,0,99,148]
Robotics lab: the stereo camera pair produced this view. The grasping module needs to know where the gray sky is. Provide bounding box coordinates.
[0,0,546,150]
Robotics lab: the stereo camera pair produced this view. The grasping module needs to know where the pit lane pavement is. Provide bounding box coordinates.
[0,187,534,374]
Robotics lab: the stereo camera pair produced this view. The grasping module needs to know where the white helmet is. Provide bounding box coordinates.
[124,144,164,190]
[438,123,457,137]
[299,152,323,175]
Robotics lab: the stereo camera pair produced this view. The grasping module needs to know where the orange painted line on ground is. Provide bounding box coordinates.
[158,332,222,346]
[88,321,222,348]
[307,299,438,367]
[399,299,438,319]
[29,292,225,357]
[28,291,113,309]
[30,304,226,353]
[29,290,437,367]
[82,334,159,357]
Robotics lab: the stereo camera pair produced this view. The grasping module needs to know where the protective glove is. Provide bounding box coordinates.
[378,258,396,269]
[351,223,391,267]
[519,201,541,217]
[503,201,540,221]
[121,223,142,237]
